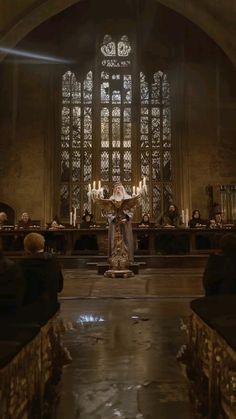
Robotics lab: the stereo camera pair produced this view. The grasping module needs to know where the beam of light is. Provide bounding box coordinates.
[0,47,73,63]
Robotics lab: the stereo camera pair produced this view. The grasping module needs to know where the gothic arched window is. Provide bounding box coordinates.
[60,34,172,219]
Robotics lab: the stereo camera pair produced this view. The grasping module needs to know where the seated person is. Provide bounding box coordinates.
[46,216,66,254]
[74,210,98,251]
[137,213,151,251]
[0,212,14,250]
[138,213,151,227]
[19,233,64,306]
[188,210,209,249]
[17,212,32,229]
[14,212,33,250]
[157,204,182,228]
[188,209,205,228]
[80,210,95,228]
[0,212,7,228]
[156,204,188,254]
[208,212,223,229]
[203,233,236,296]
[0,243,25,313]
[49,216,65,230]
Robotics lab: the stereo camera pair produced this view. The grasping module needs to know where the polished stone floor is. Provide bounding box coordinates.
[61,267,204,298]
[54,268,203,418]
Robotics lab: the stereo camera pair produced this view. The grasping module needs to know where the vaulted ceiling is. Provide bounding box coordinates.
[0,0,235,67]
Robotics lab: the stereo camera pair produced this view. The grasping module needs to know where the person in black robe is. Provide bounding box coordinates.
[188,209,205,228]
[0,246,25,313]
[19,233,63,307]
[137,213,151,251]
[45,216,66,254]
[203,233,236,296]
[74,210,98,252]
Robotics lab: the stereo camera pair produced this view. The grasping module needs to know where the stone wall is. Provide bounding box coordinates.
[184,24,236,217]
[0,62,55,223]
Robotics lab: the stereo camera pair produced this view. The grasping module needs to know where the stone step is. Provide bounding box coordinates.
[87,262,145,275]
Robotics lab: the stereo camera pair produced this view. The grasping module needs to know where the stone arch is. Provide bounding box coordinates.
[0,0,235,68]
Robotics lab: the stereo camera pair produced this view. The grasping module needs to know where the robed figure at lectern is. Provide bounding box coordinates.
[105,182,134,263]
[89,180,146,277]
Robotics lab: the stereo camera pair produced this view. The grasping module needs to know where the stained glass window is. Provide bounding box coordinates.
[60,70,92,217]
[140,70,172,216]
[60,36,172,220]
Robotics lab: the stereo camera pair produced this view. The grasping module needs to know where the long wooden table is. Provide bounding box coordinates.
[186,296,236,418]
[0,226,236,256]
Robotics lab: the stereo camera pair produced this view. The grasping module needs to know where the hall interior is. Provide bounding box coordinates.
[0,0,236,418]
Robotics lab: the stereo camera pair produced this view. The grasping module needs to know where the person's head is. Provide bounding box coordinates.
[220,233,236,256]
[168,204,177,213]
[142,213,150,223]
[192,210,200,219]
[113,182,125,200]
[215,212,222,223]
[21,212,30,223]
[82,209,93,223]
[51,220,58,228]
[0,212,7,222]
[24,233,45,254]
[52,215,60,224]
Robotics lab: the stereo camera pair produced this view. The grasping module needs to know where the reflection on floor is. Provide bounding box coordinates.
[54,267,203,418]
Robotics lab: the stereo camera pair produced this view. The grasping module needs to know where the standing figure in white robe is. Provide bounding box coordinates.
[106,183,134,263]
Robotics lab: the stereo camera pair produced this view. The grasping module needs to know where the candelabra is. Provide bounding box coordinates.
[87,178,147,205]
[87,180,104,206]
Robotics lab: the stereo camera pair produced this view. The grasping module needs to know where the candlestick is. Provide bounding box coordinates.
[73,207,77,226]
[185,208,189,227]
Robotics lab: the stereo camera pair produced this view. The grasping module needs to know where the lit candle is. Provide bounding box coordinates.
[74,207,77,222]
[98,180,101,190]
[70,211,73,225]
[93,181,96,190]
[88,183,91,192]
[181,209,185,224]
[139,181,142,189]
[185,208,189,226]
